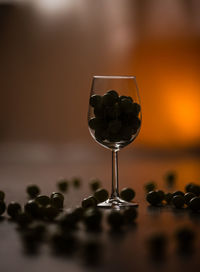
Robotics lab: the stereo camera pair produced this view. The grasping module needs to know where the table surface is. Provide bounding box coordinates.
[0,144,200,272]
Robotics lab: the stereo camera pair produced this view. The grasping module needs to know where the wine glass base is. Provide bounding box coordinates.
[97,197,138,209]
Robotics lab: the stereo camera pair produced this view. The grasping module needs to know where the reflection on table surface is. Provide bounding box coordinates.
[0,144,200,272]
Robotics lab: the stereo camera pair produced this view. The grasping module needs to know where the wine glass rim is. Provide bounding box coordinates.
[93,75,136,79]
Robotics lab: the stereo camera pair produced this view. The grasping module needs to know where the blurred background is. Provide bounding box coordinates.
[0,0,200,161]
[1,4,200,271]
[1,2,200,270]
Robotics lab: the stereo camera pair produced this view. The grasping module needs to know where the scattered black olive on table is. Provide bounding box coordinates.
[0,170,199,264]
[145,179,200,212]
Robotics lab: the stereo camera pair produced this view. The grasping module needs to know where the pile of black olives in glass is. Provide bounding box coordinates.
[145,182,200,212]
[89,90,141,142]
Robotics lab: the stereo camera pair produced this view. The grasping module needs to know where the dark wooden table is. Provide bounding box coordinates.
[0,144,200,272]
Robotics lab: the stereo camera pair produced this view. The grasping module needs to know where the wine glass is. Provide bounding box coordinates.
[88,75,141,208]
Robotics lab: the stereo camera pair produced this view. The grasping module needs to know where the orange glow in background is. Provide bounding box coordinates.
[0,1,200,150]
[132,38,200,149]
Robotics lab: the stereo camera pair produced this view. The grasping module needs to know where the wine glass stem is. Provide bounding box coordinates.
[111,150,119,198]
